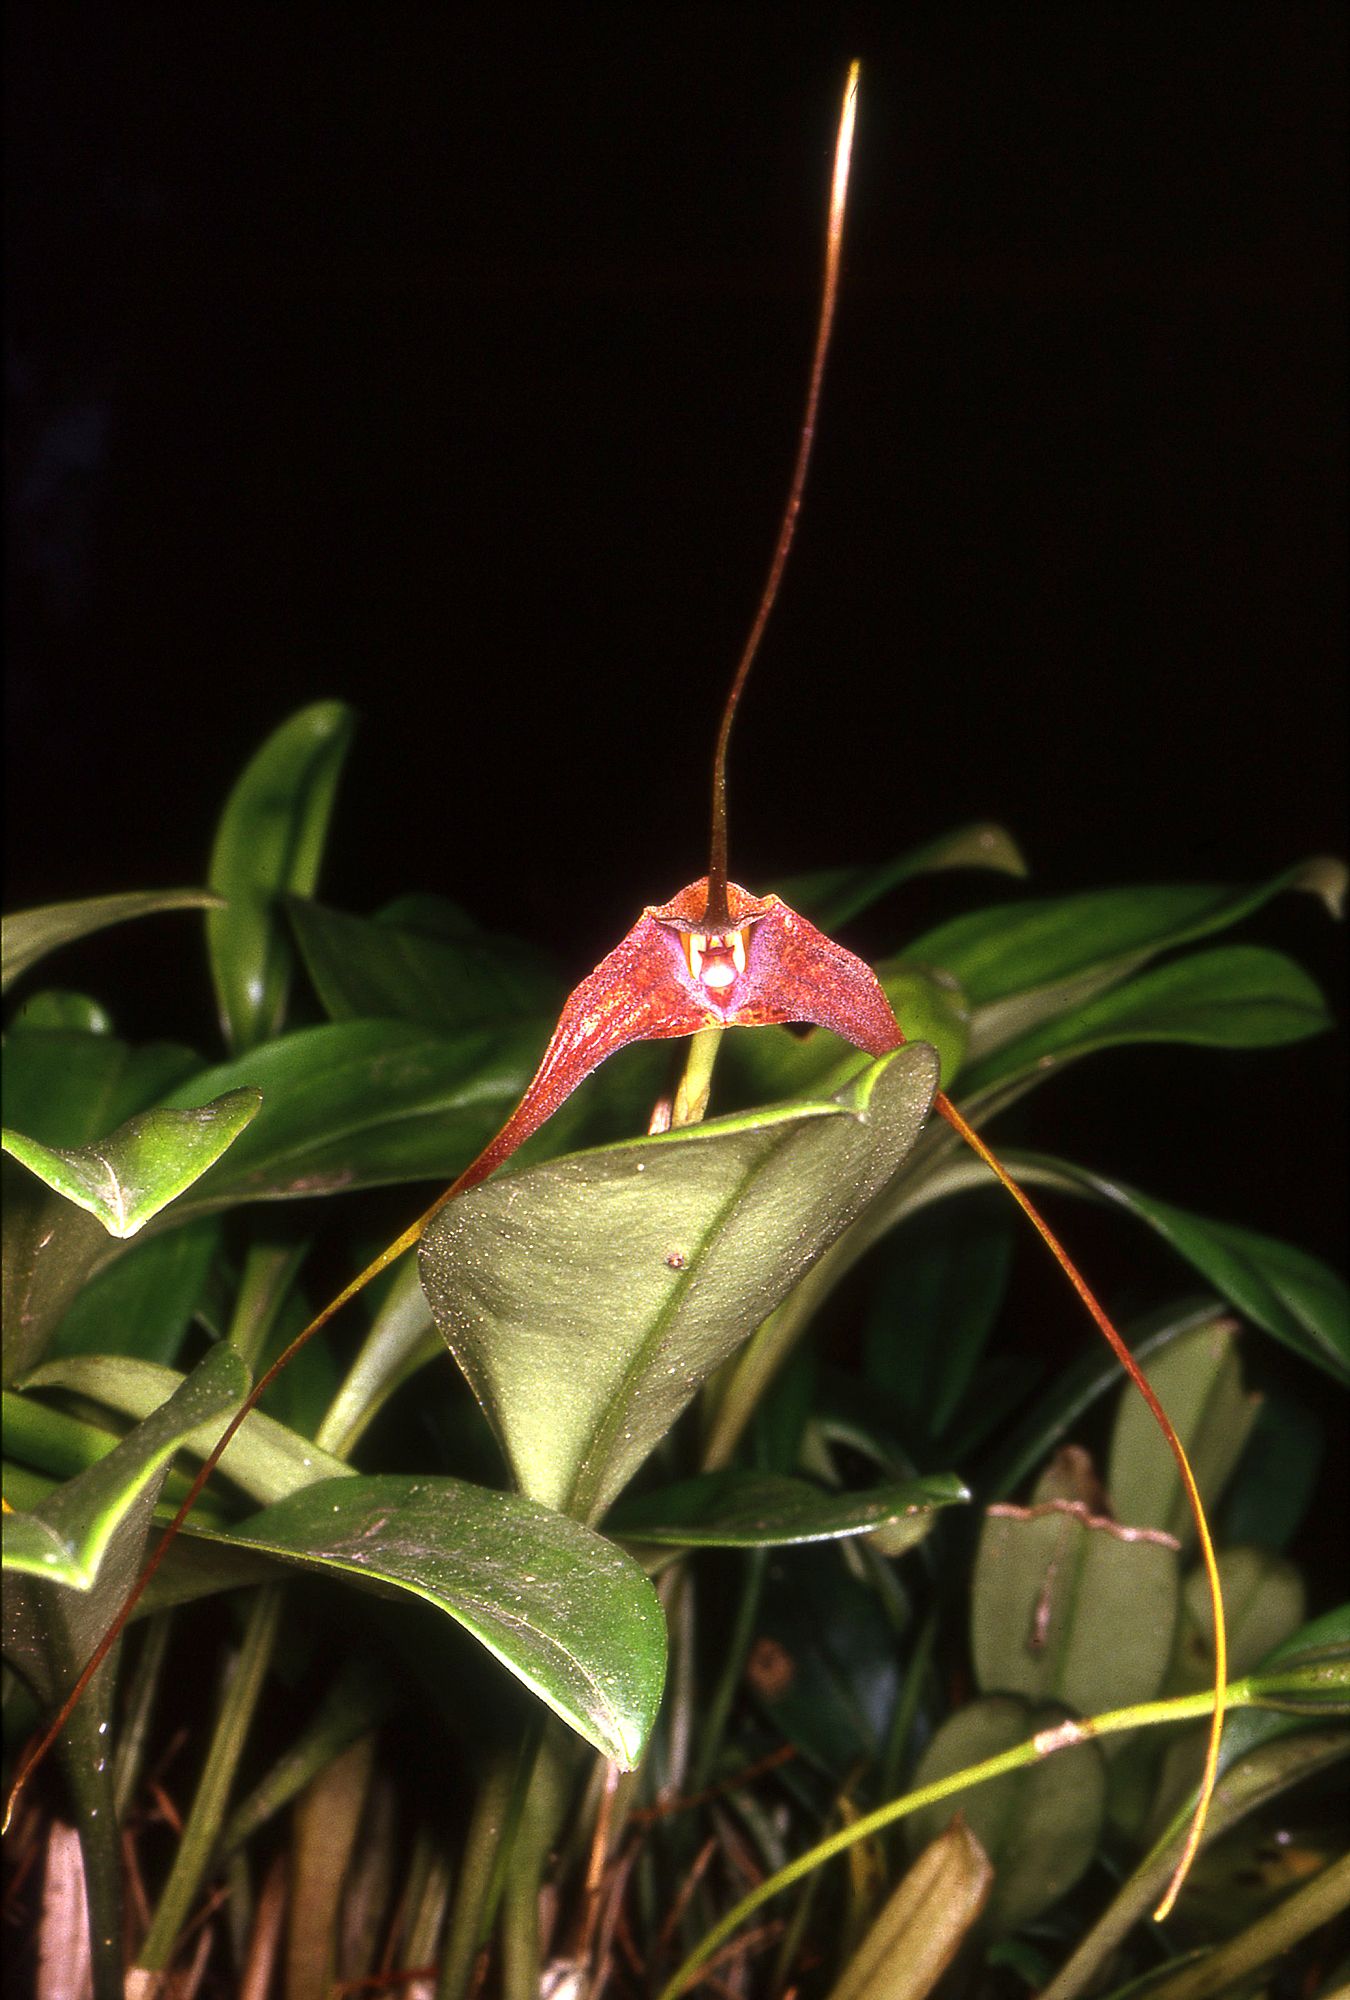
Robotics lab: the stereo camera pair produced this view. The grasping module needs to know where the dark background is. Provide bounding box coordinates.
[6,8,1346,1286]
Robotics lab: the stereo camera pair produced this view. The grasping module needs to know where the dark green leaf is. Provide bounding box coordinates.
[420,1045,941,1522]
[1,1029,201,1148]
[861,1197,1015,1442]
[607,1469,968,1548]
[749,1541,903,1771]
[155,1018,544,1209]
[9,991,114,1035]
[225,1474,666,1768]
[1218,1391,1324,1553]
[51,1217,222,1366]
[3,1088,263,1238]
[286,893,559,1032]
[2,889,223,997]
[1003,1156,1350,1388]
[908,861,1345,1065]
[959,944,1332,1100]
[781,822,1028,933]
[207,701,355,1051]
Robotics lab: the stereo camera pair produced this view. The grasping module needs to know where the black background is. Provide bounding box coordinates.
[6,9,1346,1289]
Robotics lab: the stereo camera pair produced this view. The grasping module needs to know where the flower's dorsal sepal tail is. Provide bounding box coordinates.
[451,878,904,1198]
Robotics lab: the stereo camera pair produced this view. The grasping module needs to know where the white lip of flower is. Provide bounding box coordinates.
[682,927,748,991]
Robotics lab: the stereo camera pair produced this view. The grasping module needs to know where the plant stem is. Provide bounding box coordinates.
[136,1585,285,1971]
[437,1725,541,2000]
[671,1026,723,1128]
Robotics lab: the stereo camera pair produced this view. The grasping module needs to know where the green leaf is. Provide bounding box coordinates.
[207,701,355,1051]
[906,1696,1108,1934]
[1244,1603,1350,1717]
[1,1344,247,2000]
[972,1499,1179,1716]
[750,1541,904,1771]
[3,1088,263,1238]
[51,1216,222,1366]
[909,860,1345,1064]
[1,888,224,996]
[2,1345,248,1593]
[1001,1155,1350,1387]
[20,1355,352,1507]
[154,1019,543,1209]
[419,1044,941,1522]
[606,1469,968,1549]
[781,822,1028,933]
[958,944,1332,1100]
[1217,1389,1324,1553]
[285,893,560,1033]
[9,990,114,1034]
[3,1159,114,1387]
[224,1474,666,1769]
[1,1028,201,1148]
[827,1821,993,2000]
[1107,1319,1259,1551]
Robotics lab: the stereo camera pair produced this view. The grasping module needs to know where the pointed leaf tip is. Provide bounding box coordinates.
[2,1087,263,1238]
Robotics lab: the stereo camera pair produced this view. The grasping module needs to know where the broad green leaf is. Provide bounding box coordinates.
[972,1500,1179,1716]
[224,1474,666,1768]
[723,963,969,1102]
[827,1821,993,2000]
[285,893,560,1033]
[155,1018,543,1210]
[51,1216,222,1365]
[1000,1155,1350,1387]
[1108,1319,1259,1550]
[1,888,223,996]
[3,1088,262,1239]
[607,1469,968,1549]
[958,943,1332,1100]
[207,701,355,1051]
[906,1696,1107,1934]
[782,822,1028,933]
[21,1354,352,1507]
[908,860,1345,1064]
[1,1345,247,1592]
[419,1044,941,1522]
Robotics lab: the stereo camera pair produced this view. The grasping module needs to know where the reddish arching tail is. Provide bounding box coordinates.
[934,1087,1226,1921]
